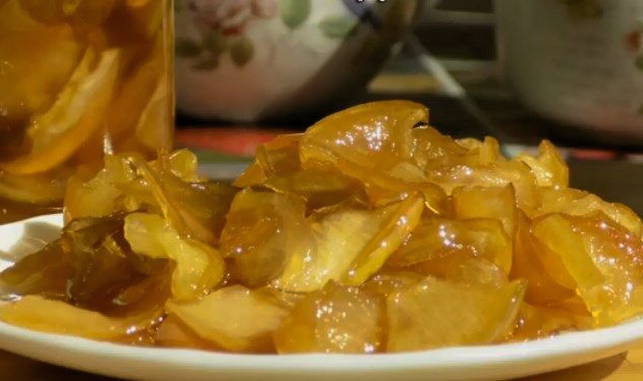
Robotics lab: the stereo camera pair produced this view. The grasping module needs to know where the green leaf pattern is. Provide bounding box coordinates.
[177,0,362,72]
[279,0,311,29]
[230,37,255,67]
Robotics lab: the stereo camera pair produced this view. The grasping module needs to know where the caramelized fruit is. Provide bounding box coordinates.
[2,101,643,354]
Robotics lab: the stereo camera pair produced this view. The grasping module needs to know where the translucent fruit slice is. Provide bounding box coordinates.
[0,2,82,125]
[19,0,117,26]
[534,187,641,237]
[166,285,288,352]
[1,48,120,175]
[155,314,218,350]
[219,189,311,287]
[300,100,427,173]
[274,194,424,291]
[510,211,575,305]
[0,170,68,205]
[300,101,434,200]
[274,283,385,354]
[124,213,224,301]
[387,216,513,275]
[386,277,526,351]
[66,152,237,244]
[452,184,517,237]
[412,255,509,288]
[235,134,362,210]
[516,140,569,188]
[532,213,643,325]
[364,271,425,298]
[0,295,154,340]
[510,303,587,341]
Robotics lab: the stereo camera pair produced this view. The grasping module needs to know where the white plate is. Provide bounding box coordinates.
[1,214,642,381]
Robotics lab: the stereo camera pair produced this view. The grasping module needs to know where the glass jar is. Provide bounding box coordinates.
[0,0,174,222]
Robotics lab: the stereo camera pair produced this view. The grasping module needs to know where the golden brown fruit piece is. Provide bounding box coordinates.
[19,0,117,26]
[534,187,641,237]
[300,102,448,210]
[510,303,590,341]
[301,101,427,176]
[235,134,362,210]
[274,283,385,354]
[0,216,171,316]
[167,285,288,353]
[0,170,69,205]
[416,133,540,211]
[1,48,120,175]
[412,255,509,287]
[533,213,643,325]
[274,194,424,291]
[0,1,82,126]
[219,189,311,287]
[155,314,219,350]
[516,140,569,188]
[124,213,224,301]
[452,184,517,237]
[510,211,575,305]
[0,295,156,340]
[65,150,237,243]
[387,277,526,352]
[387,216,512,275]
[364,271,425,297]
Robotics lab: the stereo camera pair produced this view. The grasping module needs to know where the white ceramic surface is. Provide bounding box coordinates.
[175,0,422,122]
[496,0,643,140]
[1,214,643,381]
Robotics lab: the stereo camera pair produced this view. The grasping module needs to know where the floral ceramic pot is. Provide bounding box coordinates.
[496,0,643,141]
[175,0,423,122]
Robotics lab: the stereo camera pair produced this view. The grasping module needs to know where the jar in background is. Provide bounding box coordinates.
[0,0,174,222]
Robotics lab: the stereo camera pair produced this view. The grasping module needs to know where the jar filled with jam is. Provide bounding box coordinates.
[0,0,174,222]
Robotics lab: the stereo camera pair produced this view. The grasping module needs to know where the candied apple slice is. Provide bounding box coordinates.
[167,285,288,353]
[274,283,385,354]
[535,187,641,237]
[66,151,237,243]
[1,48,120,175]
[516,140,569,188]
[220,189,311,287]
[510,303,589,341]
[155,314,218,350]
[387,217,512,275]
[452,184,516,236]
[300,101,439,201]
[533,213,643,325]
[274,194,423,291]
[19,0,116,26]
[364,271,425,297]
[0,2,82,125]
[124,213,224,301]
[0,170,68,205]
[0,295,154,340]
[510,211,575,305]
[301,101,426,173]
[387,277,525,351]
[235,134,362,210]
[412,255,509,287]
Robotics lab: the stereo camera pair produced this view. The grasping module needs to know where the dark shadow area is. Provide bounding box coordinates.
[0,349,120,381]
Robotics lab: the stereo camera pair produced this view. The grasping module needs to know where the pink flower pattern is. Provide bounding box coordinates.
[188,0,278,35]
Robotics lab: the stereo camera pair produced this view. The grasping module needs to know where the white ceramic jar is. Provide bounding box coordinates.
[175,0,422,122]
[496,0,643,140]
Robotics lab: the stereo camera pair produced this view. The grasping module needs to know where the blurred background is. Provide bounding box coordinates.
[174,0,643,213]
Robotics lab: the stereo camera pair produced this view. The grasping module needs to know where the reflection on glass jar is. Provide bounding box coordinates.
[0,0,174,222]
